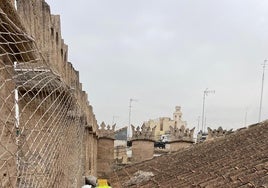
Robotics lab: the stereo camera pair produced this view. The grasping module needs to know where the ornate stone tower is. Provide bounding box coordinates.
[173,106,182,122]
[97,122,115,178]
[167,125,195,152]
[131,124,156,163]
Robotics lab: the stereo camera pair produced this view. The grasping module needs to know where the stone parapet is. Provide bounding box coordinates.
[169,125,195,142]
[207,127,233,140]
[16,0,98,136]
[131,124,156,163]
[98,122,115,139]
[131,124,156,141]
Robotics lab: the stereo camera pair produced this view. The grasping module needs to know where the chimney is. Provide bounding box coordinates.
[131,124,156,163]
[97,122,115,178]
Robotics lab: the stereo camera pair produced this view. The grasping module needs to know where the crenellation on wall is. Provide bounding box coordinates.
[167,125,195,152]
[207,127,233,140]
[50,14,64,74]
[17,0,52,61]
[169,124,195,142]
[65,62,72,86]
[98,122,116,140]
[131,124,156,163]
[61,43,68,81]
[97,122,116,177]
[16,0,95,131]
[16,0,73,81]
[131,123,156,141]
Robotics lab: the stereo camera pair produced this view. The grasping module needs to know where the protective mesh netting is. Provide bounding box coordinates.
[0,6,84,188]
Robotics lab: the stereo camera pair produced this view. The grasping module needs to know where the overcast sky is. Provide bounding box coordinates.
[46,0,268,132]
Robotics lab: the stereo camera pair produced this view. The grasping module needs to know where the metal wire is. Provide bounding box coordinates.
[0,6,86,188]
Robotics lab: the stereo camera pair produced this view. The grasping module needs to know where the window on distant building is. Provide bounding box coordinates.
[160,122,163,131]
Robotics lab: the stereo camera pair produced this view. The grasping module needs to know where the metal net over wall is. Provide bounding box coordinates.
[0,4,85,188]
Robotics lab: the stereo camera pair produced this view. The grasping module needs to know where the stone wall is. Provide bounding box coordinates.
[0,2,36,185]
[92,134,98,176]
[114,145,128,164]
[0,0,100,186]
[132,140,154,163]
[207,127,233,141]
[0,55,17,187]
[97,138,114,178]
[16,0,99,176]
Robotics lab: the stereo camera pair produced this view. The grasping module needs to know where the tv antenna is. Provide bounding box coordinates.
[258,59,267,122]
[128,98,138,139]
[201,88,215,132]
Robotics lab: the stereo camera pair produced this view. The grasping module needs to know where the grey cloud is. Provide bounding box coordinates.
[46,0,268,130]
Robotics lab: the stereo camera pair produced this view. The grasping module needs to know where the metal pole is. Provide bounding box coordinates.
[258,59,267,122]
[128,99,132,139]
[128,98,137,139]
[112,115,119,125]
[201,90,206,132]
[197,116,200,132]
[204,116,207,132]
[201,88,215,132]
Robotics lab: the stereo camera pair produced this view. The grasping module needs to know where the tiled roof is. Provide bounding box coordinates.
[109,121,268,187]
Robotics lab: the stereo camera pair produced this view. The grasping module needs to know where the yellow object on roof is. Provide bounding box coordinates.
[97,179,111,188]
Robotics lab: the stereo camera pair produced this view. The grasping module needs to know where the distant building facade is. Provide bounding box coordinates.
[114,127,128,164]
[144,106,187,141]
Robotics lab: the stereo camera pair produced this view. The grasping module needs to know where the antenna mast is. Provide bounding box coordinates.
[128,98,138,139]
[258,59,267,122]
[201,88,215,132]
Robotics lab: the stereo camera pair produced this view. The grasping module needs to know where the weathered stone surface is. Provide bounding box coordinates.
[97,122,115,178]
[114,145,128,164]
[0,0,26,32]
[0,56,17,188]
[166,141,193,152]
[130,124,156,163]
[97,137,114,178]
[131,123,156,141]
[166,124,195,151]
[207,126,233,140]
[98,122,116,139]
[169,124,195,142]
[132,140,154,163]
[0,0,99,187]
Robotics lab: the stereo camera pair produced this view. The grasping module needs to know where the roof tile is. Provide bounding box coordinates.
[109,123,268,187]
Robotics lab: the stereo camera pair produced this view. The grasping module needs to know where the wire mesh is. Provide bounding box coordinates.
[0,5,85,188]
